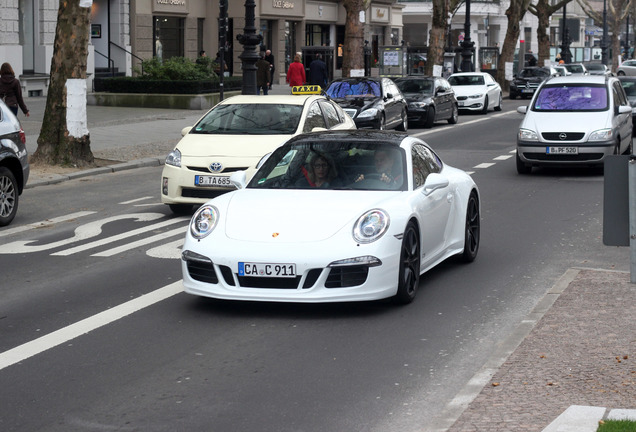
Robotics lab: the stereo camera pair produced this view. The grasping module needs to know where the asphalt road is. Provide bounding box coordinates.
[0,103,630,432]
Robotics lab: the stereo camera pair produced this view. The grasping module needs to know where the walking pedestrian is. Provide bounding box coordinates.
[0,63,29,118]
[308,53,328,89]
[286,54,305,89]
[256,52,271,95]
[264,49,275,89]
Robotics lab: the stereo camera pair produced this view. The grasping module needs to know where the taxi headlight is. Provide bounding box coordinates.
[357,108,379,119]
[165,149,182,167]
[518,128,538,141]
[588,129,613,141]
[353,209,389,243]
[190,205,219,239]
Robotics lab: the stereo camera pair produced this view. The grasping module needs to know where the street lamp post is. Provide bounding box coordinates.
[560,4,571,63]
[602,0,609,65]
[460,0,474,72]
[236,0,262,95]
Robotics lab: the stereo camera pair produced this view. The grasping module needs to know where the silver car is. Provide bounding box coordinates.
[516,75,633,174]
[617,59,636,76]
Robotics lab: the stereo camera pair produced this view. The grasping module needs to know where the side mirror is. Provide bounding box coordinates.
[422,173,449,196]
[517,106,528,114]
[385,93,393,99]
[181,126,193,136]
[617,105,632,115]
[229,171,247,190]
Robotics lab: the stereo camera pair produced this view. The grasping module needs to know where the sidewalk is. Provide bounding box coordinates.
[20,88,636,431]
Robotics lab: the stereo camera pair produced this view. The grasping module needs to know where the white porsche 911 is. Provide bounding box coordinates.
[181,130,480,304]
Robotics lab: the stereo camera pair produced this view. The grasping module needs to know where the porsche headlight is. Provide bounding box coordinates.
[357,108,379,119]
[518,128,538,141]
[588,129,613,141]
[190,205,219,239]
[165,149,182,167]
[353,209,389,243]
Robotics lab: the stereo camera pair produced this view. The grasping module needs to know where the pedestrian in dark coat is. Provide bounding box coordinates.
[309,54,328,89]
[256,52,271,95]
[264,49,275,89]
[0,63,29,117]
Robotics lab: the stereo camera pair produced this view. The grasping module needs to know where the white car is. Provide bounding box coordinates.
[161,92,356,214]
[617,59,636,76]
[181,130,481,304]
[448,72,503,113]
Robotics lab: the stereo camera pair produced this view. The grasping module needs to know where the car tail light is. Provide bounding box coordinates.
[19,128,26,144]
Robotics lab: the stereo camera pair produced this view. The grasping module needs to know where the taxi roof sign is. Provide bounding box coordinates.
[292,85,322,95]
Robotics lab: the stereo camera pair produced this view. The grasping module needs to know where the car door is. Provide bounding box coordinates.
[411,143,452,265]
[435,78,450,118]
[612,81,632,151]
[484,74,498,108]
[382,78,399,127]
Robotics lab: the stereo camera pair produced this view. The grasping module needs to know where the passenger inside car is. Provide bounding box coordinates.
[296,152,339,188]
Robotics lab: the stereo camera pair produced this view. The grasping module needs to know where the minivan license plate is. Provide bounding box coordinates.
[547,146,578,155]
[239,262,297,278]
[195,175,231,186]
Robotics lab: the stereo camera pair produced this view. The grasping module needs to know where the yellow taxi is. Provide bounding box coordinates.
[161,86,356,213]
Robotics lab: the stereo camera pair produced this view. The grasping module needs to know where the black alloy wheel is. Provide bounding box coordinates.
[448,104,458,124]
[394,222,420,304]
[460,191,480,263]
[424,107,435,128]
[0,166,19,227]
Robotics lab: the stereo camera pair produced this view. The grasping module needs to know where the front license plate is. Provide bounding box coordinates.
[521,89,534,93]
[195,175,231,187]
[239,262,297,278]
[458,101,465,107]
[547,146,578,155]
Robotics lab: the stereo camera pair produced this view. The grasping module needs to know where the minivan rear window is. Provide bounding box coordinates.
[533,84,608,111]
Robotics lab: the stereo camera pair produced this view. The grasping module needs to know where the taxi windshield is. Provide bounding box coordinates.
[533,84,608,111]
[192,103,302,134]
[248,141,406,191]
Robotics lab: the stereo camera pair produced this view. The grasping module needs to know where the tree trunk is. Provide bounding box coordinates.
[32,0,93,168]
[425,0,449,76]
[534,1,552,66]
[342,0,367,78]
[498,0,531,88]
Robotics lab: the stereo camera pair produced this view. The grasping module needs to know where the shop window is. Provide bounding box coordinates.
[154,16,185,62]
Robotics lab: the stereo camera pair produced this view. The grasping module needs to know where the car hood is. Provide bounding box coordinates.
[333,98,379,111]
[451,85,487,97]
[176,133,292,158]
[403,93,433,102]
[514,77,545,84]
[222,189,399,242]
[520,110,612,133]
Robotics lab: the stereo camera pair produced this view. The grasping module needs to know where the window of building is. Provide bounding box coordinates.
[19,0,36,73]
[154,16,185,61]
[306,24,330,46]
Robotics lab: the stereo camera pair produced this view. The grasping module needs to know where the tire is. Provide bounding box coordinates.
[460,191,480,263]
[169,204,194,215]
[448,104,458,124]
[393,222,420,305]
[0,166,19,227]
[509,92,517,100]
[424,106,435,128]
[516,150,532,174]
[378,113,386,130]
[618,71,626,76]
[481,96,489,114]
[397,109,408,131]
[494,92,503,111]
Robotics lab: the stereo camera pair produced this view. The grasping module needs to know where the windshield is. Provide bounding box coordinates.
[448,75,484,86]
[191,103,302,135]
[621,80,636,99]
[325,80,382,99]
[564,64,584,73]
[533,84,608,111]
[519,68,549,78]
[248,141,406,191]
[395,79,433,94]
[585,63,603,71]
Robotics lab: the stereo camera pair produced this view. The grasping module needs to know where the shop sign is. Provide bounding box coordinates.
[153,0,187,14]
[371,5,389,23]
[273,0,295,9]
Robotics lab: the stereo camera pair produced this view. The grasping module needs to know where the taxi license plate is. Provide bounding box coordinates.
[195,175,231,187]
[547,146,578,155]
[239,262,297,278]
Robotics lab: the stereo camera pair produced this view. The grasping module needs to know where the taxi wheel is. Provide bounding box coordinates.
[169,204,194,215]
[393,222,420,305]
[0,167,18,227]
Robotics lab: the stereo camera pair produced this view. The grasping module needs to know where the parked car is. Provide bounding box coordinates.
[0,100,29,226]
[516,75,632,174]
[325,77,408,131]
[617,76,636,132]
[509,66,554,99]
[448,72,503,113]
[584,62,612,77]
[161,92,356,214]
[562,63,589,75]
[617,59,636,76]
[393,75,458,127]
[552,65,571,77]
[181,130,480,304]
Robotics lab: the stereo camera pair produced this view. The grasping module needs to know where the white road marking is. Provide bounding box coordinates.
[473,163,496,169]
[0,211,96,238]
[93,226,187,257]
[411,110,517,138]
[119,196,153,205]
[0,281,183,371]
[52,216,188,256]
[146,239,184,260]
[493,155,513,161]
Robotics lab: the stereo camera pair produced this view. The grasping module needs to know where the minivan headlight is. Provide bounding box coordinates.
[588,129,613,141]
[518,128,538,141]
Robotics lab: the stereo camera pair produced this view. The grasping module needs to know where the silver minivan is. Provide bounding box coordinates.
[516,75,633,174]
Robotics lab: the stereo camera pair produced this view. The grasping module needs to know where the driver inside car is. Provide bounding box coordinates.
[355,148,402,185]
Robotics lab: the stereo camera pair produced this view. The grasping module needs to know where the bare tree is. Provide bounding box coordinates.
[31,0,93,168]
[497,0,533,86]
[342,0,372,78]
[528,0,574,66]
[425,0,463,75]
[578,0,633,70]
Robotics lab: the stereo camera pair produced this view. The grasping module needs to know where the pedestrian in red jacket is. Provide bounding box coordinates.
[286,54,306,88]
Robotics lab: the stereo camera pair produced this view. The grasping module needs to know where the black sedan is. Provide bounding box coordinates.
[618,76,636,134]
[509,66,552,99]
[0,100,29,226]
[393,76,458,128]
[325,77,408,131]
